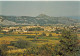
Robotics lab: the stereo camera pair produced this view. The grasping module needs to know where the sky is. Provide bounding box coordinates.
[0,1,80,17]
[0,0,80,1]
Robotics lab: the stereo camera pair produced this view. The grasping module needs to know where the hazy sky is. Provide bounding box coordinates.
[0,1,80,17]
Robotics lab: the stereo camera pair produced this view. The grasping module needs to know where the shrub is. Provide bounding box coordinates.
[25,44,54,56]
[53,29,80,56]
[0,44,8,56]
[10,39,31,49]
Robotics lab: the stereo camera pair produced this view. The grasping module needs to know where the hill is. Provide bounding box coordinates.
[0,14,80,26]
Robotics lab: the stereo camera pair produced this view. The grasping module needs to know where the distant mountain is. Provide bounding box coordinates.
[0,14,80,26]
[36,14,50,18]
[67,16,80,19]
[0,17,17,25]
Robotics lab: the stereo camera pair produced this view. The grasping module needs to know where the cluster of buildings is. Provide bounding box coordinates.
[1,26,58,32]
[1,25,80,34]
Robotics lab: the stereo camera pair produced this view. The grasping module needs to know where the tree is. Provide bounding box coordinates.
[28,27,44,31]
[2,31,7,34]
[0,27,2,33]
[53,29,80,56]
[34,33,38,41]
[41,33,46,36]
[49,33,52,37]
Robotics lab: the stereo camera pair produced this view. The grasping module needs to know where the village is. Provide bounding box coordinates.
[1,25,80,35]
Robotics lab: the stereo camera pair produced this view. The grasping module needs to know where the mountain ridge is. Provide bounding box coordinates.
[0,14,80,26]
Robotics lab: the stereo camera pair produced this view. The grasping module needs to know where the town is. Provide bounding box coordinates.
[1,25,80,34]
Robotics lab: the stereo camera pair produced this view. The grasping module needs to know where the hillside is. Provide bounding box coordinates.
[0,14,80,26]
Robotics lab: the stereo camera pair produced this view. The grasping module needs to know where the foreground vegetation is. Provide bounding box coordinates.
[0,28,80,56]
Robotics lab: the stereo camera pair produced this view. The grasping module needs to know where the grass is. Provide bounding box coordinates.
[7,49,26,53]
[0,34,31,36]
[38,36,59,40]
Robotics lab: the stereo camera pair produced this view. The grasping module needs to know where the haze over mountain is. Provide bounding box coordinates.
[0,14,80,26]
